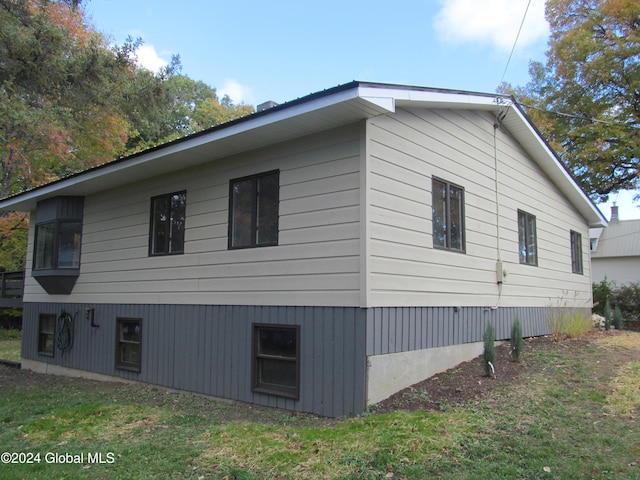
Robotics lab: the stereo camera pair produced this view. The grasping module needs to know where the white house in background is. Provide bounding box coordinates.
[0,81,607,417]
[591,205,640,285]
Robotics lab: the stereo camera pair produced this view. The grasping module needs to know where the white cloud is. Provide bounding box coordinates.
[218,79,254,105]
[135,44,169,73]
[434,0,549,52]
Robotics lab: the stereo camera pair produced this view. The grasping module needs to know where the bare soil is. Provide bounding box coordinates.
[374,336,555,413]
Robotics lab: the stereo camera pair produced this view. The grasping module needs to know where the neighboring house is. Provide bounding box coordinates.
[591,205,640,285]
[0,82,607,417]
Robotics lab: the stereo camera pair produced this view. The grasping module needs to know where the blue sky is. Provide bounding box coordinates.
[85,0,638,219]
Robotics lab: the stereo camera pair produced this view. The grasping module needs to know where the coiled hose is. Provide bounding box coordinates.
[56,311,74,356]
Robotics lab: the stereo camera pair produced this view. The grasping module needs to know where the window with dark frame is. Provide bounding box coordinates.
[518,210,538,265]
[570,230,583,274]
[38,314,56,356]
[115,318,142,372]
[432,178,465,252]
[34,221,82,270]
[149,191,186,256]
[229,171,279,249]
[252,324,300,399]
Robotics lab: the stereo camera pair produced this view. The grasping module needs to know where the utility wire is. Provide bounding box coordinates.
[517,101,639,129]
[499,0,533,87]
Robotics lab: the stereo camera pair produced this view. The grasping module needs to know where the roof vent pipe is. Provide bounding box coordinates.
[257,101,278,112]
[611,204,619,223]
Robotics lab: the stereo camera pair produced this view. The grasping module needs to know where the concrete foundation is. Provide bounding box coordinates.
[366,341,486,405]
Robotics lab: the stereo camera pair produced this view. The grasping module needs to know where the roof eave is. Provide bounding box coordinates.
[0,81,608,230]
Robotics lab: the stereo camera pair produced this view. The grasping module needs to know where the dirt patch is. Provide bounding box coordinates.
[375,331,636,414]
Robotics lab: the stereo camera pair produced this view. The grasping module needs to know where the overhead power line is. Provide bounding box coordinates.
[517,101,639,129]
[499,0,533,87]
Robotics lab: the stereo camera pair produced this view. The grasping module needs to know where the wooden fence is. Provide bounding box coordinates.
[0,271,24,308]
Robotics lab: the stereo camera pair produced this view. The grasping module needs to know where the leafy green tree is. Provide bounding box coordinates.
[504,0,639,202]
[122,65,254,152]
[0,0,254,272]
[0,0,135,196]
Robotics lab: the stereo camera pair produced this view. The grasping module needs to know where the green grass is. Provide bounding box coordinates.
[1,333,640,479]
[0,328,21,362]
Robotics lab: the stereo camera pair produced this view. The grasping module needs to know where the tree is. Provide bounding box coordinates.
[504,0,640,202]
[122,65,254,152]
[0,0,254,272]
[0,0,134,197]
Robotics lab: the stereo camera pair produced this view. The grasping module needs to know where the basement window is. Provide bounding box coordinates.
[252,324,299,399]
[37,313,56,356]
[115,318,142,372]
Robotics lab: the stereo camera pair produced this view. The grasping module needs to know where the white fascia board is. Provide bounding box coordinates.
[0,84,394,212]
[358,85,504,110]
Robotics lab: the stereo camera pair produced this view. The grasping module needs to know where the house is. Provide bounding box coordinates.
[0,82,607,417]
[591,205,640,285]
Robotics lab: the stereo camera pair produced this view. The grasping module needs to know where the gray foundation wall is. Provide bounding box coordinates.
[22,303,581,417]
[22,303,368,418]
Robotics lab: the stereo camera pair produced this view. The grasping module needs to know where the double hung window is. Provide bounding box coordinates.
[229,171,279,249]
[149,191,186,256]
[432,178,465,252]
[38,314,56,356]
[252,324,299,399]
[518,210,538,265]
[570,230,583,274]
[115,318,142,372]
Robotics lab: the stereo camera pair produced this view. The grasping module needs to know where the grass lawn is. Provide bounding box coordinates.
[1,331,639,479]
[0,328,21,363]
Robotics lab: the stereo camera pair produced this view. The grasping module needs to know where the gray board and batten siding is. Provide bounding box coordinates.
[22,302,564,417]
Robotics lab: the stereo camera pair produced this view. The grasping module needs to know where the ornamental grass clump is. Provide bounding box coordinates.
[483,323,496,377]
[510,317,524,362]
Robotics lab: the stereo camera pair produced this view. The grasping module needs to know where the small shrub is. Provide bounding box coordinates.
[604,300,612,331]
[592,277,612,316]
[483,323,496,377]
[0,328,21,341]
[611,283,640,327]
[613,306,623,330]
[510,317,524,362]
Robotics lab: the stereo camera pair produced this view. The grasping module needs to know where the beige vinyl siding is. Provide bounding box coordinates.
[24,125,362,306]
[366,107,592,308]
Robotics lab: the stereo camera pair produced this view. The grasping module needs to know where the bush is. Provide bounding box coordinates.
[613,306,624,330]
[593,278,612,316]
[593,280,640,329]
[611,283,640,327]
[0,328,21,341]
[510,317,524,362]
[483,323,496,377]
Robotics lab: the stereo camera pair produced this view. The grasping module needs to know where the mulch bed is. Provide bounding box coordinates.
[374,335,558,413]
